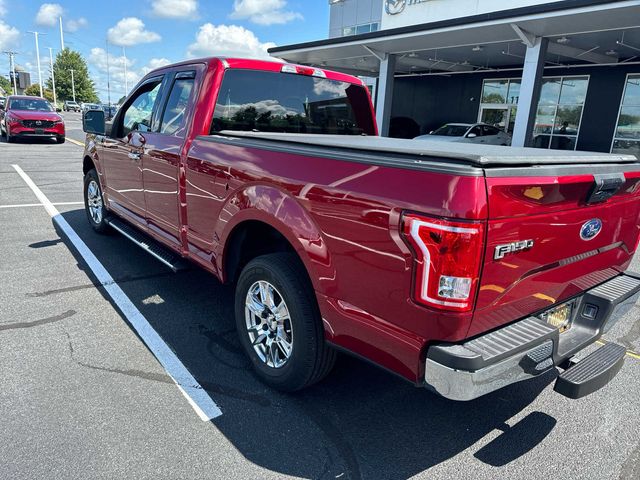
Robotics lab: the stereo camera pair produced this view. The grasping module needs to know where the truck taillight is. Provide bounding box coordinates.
[403,214,485,312]
[281,64,327,78]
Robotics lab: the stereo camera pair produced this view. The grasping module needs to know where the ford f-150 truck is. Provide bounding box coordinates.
[81,57,640,401]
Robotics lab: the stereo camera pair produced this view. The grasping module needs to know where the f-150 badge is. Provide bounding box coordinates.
[494,240,534,260]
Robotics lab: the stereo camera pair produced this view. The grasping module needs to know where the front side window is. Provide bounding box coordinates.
[120,80,162,137]
[612,74,640,158]
[9,98,53,112]
[212,69,375,135]
[160,76,195,135]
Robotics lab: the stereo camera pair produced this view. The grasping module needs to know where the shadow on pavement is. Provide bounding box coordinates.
[55,208,558,479]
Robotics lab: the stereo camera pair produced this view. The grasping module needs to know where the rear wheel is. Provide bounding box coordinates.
[83,169,110,233]
[235,253,336,391]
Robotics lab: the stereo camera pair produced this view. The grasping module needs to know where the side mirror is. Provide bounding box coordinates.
[83,110,105,135]
[467,133,477,138]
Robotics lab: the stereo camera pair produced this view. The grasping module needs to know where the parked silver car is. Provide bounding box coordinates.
[415,123,512,146]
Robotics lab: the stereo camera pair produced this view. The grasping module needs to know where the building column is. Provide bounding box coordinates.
[376,53,396,137]
[511,37,548,147]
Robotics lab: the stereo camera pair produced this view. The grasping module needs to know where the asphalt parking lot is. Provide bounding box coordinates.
[1,111,640,480]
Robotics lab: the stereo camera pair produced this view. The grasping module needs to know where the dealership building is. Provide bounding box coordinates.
[269,0,640,156]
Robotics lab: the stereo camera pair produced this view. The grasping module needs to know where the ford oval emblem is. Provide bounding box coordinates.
[580,219,602,241]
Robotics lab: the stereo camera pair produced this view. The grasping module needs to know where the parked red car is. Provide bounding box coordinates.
[0,95,65,143]
[80,57,640,401]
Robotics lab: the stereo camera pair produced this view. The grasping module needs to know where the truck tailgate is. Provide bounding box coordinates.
[471,165,640,337]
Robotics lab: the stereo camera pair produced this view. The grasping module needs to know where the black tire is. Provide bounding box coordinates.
[7,134,15,143]
[56,136,65,144]
[235,253,336,391]
[83,169,110,233]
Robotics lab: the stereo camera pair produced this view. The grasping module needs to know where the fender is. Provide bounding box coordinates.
[215,184,335,295]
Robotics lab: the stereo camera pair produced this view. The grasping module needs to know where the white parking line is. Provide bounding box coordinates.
[12,164,222,421]
[0,202,84,209]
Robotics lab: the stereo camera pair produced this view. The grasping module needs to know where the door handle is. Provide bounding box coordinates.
[128,152,141,161]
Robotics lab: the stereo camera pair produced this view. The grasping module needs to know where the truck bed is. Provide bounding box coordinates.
[215,130,638,167]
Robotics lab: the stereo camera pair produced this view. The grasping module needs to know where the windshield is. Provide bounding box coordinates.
[431,124,470,137]
[212,69,375,135]
[9,98,54,112]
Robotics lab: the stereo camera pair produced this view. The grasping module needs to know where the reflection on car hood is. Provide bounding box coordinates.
[8,110,62,122]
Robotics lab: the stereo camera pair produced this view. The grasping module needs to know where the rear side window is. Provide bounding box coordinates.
[211,69,375,135]
[160,76,195,135]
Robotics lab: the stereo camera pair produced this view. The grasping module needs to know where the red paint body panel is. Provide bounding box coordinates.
[472,175,640,337]
[86,56,640,384]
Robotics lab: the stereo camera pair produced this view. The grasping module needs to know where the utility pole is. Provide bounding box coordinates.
[69,69,76,102]
[122,46,128,97]
[105,40,112,107]
[3,51,18,95]
[59,17,65,50]
[47,47,57,108]
[27,31,47,97]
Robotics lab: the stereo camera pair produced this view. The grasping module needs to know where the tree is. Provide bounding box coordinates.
[0,75,12,95]
[46,48,99,103]
[24,84,55,102]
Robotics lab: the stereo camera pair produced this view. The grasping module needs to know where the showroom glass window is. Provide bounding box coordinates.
[611,74,640,157]
[533,76,589,150]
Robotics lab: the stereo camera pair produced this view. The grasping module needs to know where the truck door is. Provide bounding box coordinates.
[101,76,164,226]
[141,70,198,249]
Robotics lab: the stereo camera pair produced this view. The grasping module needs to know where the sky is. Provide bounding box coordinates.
[0,0,329,102]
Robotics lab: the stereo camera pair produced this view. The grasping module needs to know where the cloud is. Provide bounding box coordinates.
[88,49,172,98]
[35,3,63,27]
[107,17,161,47]
[66,17,88,32]
[0,20,19,51]
[0,0,6,17]
[187,24,276,59]
[141,58,171,75]
[230,0,302,26]
[89,47,140,93]
[151,0,198,19]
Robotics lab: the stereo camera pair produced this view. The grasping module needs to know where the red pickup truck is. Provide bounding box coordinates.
[81,57,640,401]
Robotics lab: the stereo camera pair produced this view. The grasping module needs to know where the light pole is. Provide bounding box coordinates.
[105,40,112,107]
[69,69,76,102]
[122,46,128,97]
[27,31,47,97]
[3,51,18,95]
[59,16,65,50]
[47,47,57,108]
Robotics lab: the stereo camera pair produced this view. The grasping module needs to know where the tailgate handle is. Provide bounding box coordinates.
[586,173,625,204]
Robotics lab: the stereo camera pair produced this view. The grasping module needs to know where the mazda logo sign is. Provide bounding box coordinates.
[385,0,406,15]
[35,120,42,125]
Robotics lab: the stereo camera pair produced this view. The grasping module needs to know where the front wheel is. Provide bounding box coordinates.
[83,169,110,233]
[235,253,336,391]
[56,136,65,144]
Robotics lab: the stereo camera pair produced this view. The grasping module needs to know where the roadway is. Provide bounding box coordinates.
[1,119,639,479]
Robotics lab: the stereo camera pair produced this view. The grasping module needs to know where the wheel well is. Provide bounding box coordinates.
[83,156,95,176]
[224,220,298,284]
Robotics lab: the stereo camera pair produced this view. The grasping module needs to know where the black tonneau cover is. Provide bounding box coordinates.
[218,131,638,167]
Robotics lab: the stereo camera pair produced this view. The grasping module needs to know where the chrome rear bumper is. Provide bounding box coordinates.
[424,272,640,401]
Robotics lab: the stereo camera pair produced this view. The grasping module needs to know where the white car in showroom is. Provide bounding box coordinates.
[415,123,512,145]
